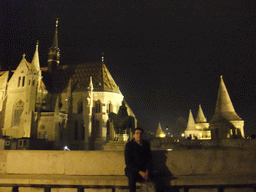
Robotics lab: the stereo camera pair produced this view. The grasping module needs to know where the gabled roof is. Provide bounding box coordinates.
[43,62,121,94]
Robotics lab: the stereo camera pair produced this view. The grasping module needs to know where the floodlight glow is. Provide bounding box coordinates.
[64,146,70,151]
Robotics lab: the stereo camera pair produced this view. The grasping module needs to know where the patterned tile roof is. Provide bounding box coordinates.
[43,62,121,94]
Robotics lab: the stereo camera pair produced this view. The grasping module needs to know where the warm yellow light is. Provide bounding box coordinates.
[181,133,185,137]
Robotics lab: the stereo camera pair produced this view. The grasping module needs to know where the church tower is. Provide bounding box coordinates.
[209,76,244,139]
[48,18,60,72]
[2,43,41,138]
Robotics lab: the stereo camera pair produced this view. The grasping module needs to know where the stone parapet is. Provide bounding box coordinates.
[0,149,256,176]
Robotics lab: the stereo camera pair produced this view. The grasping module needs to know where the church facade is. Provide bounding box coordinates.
[0,21,136,150]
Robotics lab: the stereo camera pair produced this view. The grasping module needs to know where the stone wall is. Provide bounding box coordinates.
[0,149,255,176]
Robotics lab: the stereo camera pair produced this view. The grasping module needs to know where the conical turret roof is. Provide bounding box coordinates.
[185,110,197,131]
[31,42,40,71]
[196,104,207,123]
[210,76,242,123]
[156,123,166,138]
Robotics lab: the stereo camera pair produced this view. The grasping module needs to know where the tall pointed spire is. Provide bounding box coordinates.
[209,76,244,139]
[210,76,241,122]
[88,76,94,91]
[215,76,235,113]
[185,110,197,131]
[48,18,60,72]
[155,122,166,138]
[31,41,40,71]
[196,104,207,123]
[102,52,104,64]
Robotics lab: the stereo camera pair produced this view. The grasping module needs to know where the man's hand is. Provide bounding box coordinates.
[139,171,148,180]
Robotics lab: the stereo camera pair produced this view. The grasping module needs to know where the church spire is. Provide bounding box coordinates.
[196,104,207,123]
[31,41,40,72]
[48,18,60,72]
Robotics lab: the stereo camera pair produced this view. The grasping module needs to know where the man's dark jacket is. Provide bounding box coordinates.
[124,139,152,177]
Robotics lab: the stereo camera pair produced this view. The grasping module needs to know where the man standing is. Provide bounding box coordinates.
[125,128,152,192]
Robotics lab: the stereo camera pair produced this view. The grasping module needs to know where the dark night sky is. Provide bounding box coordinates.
[1,0,256,136]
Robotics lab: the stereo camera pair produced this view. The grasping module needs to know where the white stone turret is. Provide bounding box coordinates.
[209,76,244,139]
[155,122,166,138]
[196,104,207,123]
[184,110,199,139]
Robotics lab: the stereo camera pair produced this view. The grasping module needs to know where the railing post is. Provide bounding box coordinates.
[12,186,18,192]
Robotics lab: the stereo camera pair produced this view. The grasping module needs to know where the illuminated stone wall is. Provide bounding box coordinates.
[0,149,255,176]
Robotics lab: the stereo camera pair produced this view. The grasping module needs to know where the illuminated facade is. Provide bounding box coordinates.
[0,21,136,150]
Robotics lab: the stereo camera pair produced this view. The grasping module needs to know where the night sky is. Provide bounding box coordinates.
[1,0,256,136]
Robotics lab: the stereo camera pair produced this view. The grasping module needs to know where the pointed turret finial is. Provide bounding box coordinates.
[22,53,26,59]
[56,18,58,28]
[31,41,40,71]
[196,104,207,123]
[102,52,104,64]
[156,122,166,138]
[185,110,197,131]
[48,19,60,72]
[215,76,236,113]
[88,76,94,91]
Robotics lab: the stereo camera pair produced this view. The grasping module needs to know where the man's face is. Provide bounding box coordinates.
[134,129,143,143]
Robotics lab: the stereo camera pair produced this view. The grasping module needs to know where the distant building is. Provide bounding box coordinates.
[155,122,166,138]
[184,76,244,140]
[0,20,136,150]
[209,76,244,139]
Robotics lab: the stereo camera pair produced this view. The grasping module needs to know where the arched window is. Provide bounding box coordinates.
[22,76,25,87]
[18,76,21,87]
[44,132,48,140]
[95,100,101,113]
[106,102,112,113]
[13,100,24,126]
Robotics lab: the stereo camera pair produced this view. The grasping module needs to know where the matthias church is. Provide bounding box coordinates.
[0,20,136,150]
